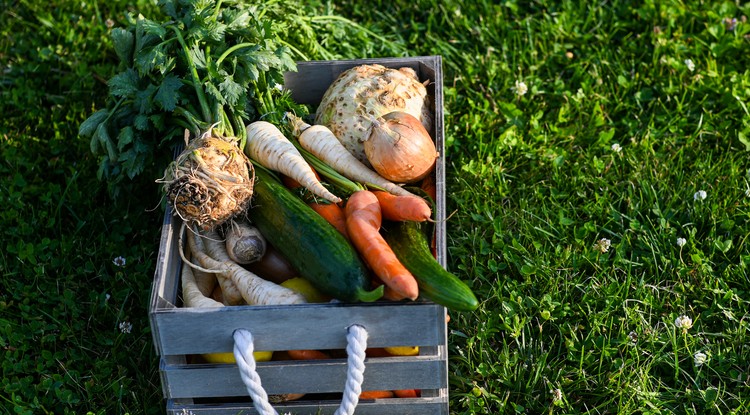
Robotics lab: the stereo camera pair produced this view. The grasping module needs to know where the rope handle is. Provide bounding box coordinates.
[233,324,369,415]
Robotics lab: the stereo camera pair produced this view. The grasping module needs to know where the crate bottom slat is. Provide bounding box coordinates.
[167,395,449,415]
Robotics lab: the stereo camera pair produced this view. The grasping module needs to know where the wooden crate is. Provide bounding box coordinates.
[149,56,448,415]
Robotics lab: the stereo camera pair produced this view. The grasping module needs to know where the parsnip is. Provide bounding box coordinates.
[200,229,306,306]
[287,113,414,197]
[245,120,341,204]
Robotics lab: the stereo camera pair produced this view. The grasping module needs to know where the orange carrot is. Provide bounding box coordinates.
[382,284,410,301]
[282,167,322,190]
[287,349,330,360]
[420,172,438,256]
[373,191,431,222]
[281,174,302,189]
[359,390,395,399]
[394,389,420,398]
[345,191,419,300]
[420,173,437,201]
[309,202,349,238]
[281,170,347,237]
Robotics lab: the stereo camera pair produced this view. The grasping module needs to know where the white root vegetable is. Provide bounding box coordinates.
[225,220,266,264]
[200,229,307,306]
[181,252,274,365]
[187,229,245,305]
[182,260,223,308]
[287,113,414,197]
[245,121,341,204]
[192,268,217,298]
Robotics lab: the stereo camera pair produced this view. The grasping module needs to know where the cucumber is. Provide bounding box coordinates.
[247,168,382,303]
[382,220,478,311]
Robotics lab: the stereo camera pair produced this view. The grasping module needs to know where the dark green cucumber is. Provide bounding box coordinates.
[247,168,382,302]
[383,220,478,311]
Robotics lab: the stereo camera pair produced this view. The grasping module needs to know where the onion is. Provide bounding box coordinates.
[364,111,438,183]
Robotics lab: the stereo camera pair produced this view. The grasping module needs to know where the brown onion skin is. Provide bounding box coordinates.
[364,111,438,183]
[244,245,298,284]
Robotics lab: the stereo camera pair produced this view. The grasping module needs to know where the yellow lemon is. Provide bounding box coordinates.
[281,277,328,303]
[384,346,419,356]
[202,351,273,364]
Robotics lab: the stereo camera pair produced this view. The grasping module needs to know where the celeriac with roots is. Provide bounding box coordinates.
[159,129,254,231]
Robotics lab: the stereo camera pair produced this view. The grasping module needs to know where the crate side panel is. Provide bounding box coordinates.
[162,356,446,398]
[153,302,445,355]
[149,210,180,355]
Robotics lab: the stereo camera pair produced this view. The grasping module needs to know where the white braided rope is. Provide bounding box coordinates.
[233,329,278,415]
[233,324,369,415]
[334,324,368,415]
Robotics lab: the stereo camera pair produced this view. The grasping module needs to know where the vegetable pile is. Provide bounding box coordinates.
[79,0,477,402]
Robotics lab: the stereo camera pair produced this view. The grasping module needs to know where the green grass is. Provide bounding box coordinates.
[2,0,749,414]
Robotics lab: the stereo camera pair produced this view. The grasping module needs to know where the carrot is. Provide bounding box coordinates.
[282,167,320,190]
[281,170,349,238]
[359,390,395,399]
[372,273,410,301]
[281,174,302,189]
[345,191,419,300]
[245,120,341,204]
[287,349,330,360]
[287,113,414,197]
[309,202,349,238]
[189,229,307,306]
[420,173,437,201]
[382,284,410,301]
[394,389,420,398]
[372,191,432,222]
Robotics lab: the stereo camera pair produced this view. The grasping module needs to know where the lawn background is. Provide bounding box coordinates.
[1,0,749,414]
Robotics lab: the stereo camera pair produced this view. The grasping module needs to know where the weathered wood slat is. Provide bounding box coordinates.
[161,354,447,398]
[153,302,446,355]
